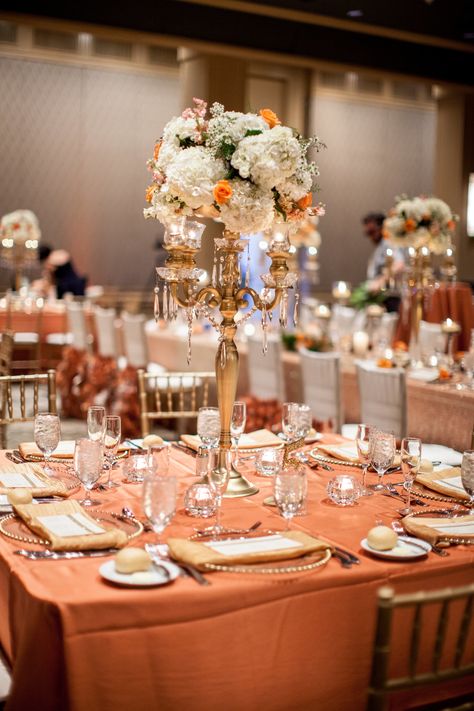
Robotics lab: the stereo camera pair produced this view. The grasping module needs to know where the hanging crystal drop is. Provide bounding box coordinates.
[261,305,268,355]
[186,308,193,364]
[219,255,225,284]
[279,290,288,328]
[211,248,217,286]
[153,285,160,321]
[245,241,251,287]
[293,290,300,326]
[162,283,168,320]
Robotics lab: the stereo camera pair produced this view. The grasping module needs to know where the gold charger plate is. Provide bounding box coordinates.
[411,483,469,505]
[187,529,331,575]
[0,509,143,546]
[403,508,474,546]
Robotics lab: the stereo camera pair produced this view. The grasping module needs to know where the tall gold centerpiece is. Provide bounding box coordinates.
[143,98,325,497]
[0,210,41,290]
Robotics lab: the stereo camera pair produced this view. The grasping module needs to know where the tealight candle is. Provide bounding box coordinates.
[441,318,461,334]
[352,330,369,356]
[332,281,352,301]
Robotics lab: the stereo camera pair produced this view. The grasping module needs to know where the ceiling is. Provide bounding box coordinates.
[2,0,473,86]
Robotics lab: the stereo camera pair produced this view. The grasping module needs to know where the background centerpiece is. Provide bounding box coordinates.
[144,98,324,496]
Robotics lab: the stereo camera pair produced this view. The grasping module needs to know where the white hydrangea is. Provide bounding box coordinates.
[277,168,313,202]
[165,147,226,209]
[231,126,302,190]
[155,142,180,171]
[162,116,201,147]
[144,189,192,224]
[218,179,275,233]
[207,112,268,151]
[423,197,452,225]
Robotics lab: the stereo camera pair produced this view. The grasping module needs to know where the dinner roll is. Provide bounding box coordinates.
[7,488,33,506]
[143,434,164,447]
[367,525,398,551]
[115,547,151,574]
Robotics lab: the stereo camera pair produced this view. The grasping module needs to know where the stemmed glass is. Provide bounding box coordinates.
[207,455,230,537]
[370,431,396,491]
[87,406,106,444]
[34,413,60,476]
[282,402,298,442]
[461,450,474,514]
[230,401,246,469]
[142,475,177,554]
[74,439,102,506]
[103,415,121,489]
[197,407,220,449]
[274,467,307,530]
[356,424,374,497]
[295,405,311,439]
[148,443,170,475]
[400,437,422,515]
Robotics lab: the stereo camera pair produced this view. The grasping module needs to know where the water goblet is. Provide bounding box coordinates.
[295,404,311,439]
[206,451,231,537]
[230,401,246,468]
[370,431,396,491]
[142,474,177,555]
[87,406,106,444]
[197,407,220,449]
[147,443,170,476]
[282,402,298,442]
[356,423,374,496]
[34,413,60,476]
[274,466,307,530]
[103,415,121,489]
[400,437,422,515]
[74,438,102,506]
[461,450,474,514]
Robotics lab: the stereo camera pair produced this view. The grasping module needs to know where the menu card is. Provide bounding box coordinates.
[36,513,106,538]
[204,535,303,558]
[0,472,47,488]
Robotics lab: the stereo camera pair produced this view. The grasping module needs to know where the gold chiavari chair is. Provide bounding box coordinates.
[6,294,44,372]
[367,584,474,711]
[0,370,57,449]
[137,369,216,438]
[0,332,13,376]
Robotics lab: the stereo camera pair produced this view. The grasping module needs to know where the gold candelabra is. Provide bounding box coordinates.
[405,246,434,364]
[156,222,296,497]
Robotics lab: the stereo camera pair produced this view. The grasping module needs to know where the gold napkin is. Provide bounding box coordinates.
[403,514,474,545]
[181,429,283,452]
[19,440,129,460]
[317,442,401,467]
[0,463,68,498]
[416,467,468,502]
[13,499,128,551]
[167,531,331,571]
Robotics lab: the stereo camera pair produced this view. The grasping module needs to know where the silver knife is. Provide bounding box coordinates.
[14,548,118,560]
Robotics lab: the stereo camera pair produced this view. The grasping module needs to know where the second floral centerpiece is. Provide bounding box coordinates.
[144,98,324,497]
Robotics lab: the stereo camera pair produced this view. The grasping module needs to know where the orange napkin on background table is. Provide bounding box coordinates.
[181,429,283,452]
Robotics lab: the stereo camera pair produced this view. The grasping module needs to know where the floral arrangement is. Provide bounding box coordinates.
[382,195,457,254]
[144,98,325,234]
[0,209,41,246]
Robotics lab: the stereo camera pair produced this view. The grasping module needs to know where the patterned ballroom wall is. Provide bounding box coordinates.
[311,93,436,289]
[0,56,179,288]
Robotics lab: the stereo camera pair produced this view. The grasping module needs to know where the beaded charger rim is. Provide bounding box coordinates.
[309,449,363,468]
[0,509,144,546]
[202,548,331,574]
[404,508,474,545]
[411,482,470,505]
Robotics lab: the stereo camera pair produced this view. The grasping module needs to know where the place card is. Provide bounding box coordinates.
[36,513,106,538]
[204,534,303,558]
[0,472,46,488]
[432,475,465,493]
[419,518,474,536]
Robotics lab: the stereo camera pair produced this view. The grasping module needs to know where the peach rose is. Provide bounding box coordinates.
[393,340,408,352]
[447,220,455,231]
[405,218,417,232]
[259,108,281,128]
[153,141,162,160]
[213,180,232,205]
[297,193,312,210]
[145,184,157,203]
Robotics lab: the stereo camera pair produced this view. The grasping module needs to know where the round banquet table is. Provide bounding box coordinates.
[0,302,67,340]
[0,441,472,711]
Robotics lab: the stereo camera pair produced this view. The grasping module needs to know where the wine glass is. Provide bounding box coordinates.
[142,475,177,554]
[295,405,311,439]
[34,413,60,476]
[356,424,374,497]
[274,467,307,530]
[197,407,220,449]
[148,443,170,475]
[207,458,230,537]
[400,437,422,515]
[87,406,106,444]
[230,401,246,469]
[74,438,102,506]
[461,450,474,514]
[282,402,298,442]
[370,431,396,491]
[103,415,121,489]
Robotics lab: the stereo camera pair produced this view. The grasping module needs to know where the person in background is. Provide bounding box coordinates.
[36,244,87,299]
[362,212,405,282]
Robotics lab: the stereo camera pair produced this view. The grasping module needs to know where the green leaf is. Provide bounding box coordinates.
[244,129,263,137]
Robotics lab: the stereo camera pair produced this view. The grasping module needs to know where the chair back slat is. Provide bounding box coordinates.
[409,604,422,677]
[300,349,342,432]
[356,361,407,439]
[0,371,58,446]
[433,600,449,673]
[20,379,26,418]
[455,594,474,668]
[247,336,285,401]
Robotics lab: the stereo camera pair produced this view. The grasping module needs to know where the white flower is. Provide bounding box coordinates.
[277,169,313,202]
[162,116,202,147]
[231,126,301,189]
[207,112,268,152]
[218,179,275,233]
[155,142,180,171]
[145,189,192,223]
[165,147,226,209]
[1,209,41,243]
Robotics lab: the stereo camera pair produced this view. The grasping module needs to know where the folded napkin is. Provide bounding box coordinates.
[403,514,474,545]
[416,466,468,502]
[317,442,401,467]
[181,429,283,452]
[167,531,331,571]
[420,444,463,467]
[19,440,129,460]
[0,463,68,498]
[13,499,128,551]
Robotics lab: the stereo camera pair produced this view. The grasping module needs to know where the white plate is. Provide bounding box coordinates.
[360,536,431,561]
[407,368,439,383]
[99,559,180,587]
[277,432,323,444]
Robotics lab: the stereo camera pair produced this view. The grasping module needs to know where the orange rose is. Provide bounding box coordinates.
[405,218,417,232]
[153,141,162,160]
[394,340,408,352]
[376,358,393,369]
[145,184,157,203]
[259,108,281,128]
[438,366,451,380]
[382,228,390,240]
[297,193,312,210]
[213,180,232,205]
[447,220,455,231]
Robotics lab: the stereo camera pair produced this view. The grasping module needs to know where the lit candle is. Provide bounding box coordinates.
[352,331,369,356]
[332,281,352,301]
[441,318,461,334]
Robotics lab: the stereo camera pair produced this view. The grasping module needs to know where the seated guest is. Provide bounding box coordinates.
[362,212,406,312]
[39,245,87,299]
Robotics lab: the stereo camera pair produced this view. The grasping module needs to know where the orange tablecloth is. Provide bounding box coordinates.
[0,444,472,711]
[0,305,67,340]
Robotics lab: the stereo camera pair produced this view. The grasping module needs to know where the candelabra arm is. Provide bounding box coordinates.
[169,283,222,310]
[235,286,283,313]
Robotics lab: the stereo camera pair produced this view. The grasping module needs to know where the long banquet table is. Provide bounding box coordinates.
[0,441,473,711]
